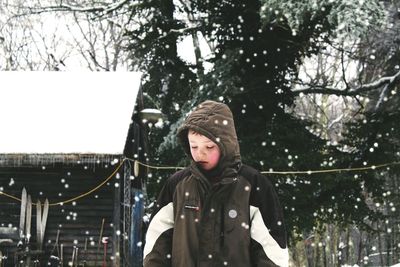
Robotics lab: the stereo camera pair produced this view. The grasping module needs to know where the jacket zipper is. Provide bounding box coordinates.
[220,204,225,248]
[184,205,200,211]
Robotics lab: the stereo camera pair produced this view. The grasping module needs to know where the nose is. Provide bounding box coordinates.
[196,149,207,161]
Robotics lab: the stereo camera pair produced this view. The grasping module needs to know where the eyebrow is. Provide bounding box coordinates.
[189,140,215,145]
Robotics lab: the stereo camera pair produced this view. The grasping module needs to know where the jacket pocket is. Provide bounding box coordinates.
[182,198,201,221]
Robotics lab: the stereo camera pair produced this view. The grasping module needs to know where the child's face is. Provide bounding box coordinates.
[188,130,221,171]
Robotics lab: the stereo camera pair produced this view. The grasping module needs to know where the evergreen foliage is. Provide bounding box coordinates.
[124,0,393,245]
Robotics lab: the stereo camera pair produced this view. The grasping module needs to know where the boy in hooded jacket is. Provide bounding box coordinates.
[143,100,289,267]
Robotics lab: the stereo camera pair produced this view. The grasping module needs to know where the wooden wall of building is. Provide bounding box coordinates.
[0,154,123,267]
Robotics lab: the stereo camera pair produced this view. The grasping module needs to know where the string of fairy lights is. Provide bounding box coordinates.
[0,158,399,206]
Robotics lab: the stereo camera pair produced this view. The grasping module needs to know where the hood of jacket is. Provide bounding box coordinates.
[177,100,241,181]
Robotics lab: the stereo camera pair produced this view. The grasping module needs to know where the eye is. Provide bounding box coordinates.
[206,146,215,150]
[191,146,198,149]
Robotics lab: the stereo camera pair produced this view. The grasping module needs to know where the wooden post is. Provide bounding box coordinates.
[113,167,121,267]
[131,189,144,267]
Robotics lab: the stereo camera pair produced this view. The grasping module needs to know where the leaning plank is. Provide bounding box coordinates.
[19,188,27,239]
[41,199,49,250]
[36,199,42,250]
[26,194,32,244]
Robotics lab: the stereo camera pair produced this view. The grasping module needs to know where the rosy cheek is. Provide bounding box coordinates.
[209,151,220,165]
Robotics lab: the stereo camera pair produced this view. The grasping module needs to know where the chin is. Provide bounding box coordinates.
[203,165,217,171]
[197,162,213,170]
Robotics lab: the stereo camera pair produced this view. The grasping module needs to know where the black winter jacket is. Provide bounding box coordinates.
[143,100,288,267]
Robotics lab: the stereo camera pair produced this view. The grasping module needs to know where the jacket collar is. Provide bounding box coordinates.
[190,161,241,188]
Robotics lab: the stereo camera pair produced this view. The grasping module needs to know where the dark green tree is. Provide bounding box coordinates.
[125,0,388,246]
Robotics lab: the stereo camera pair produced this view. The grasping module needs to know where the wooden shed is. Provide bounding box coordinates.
[0,72,148,267]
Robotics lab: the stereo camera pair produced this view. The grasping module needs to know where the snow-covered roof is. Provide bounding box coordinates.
[0,71,142,154]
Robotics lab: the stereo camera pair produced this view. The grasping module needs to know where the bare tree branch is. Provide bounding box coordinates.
[158,25,200,40]
[340,46,350,90]
[13,0,139,18]
[292,70,400,96]
[374,70,400,110]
